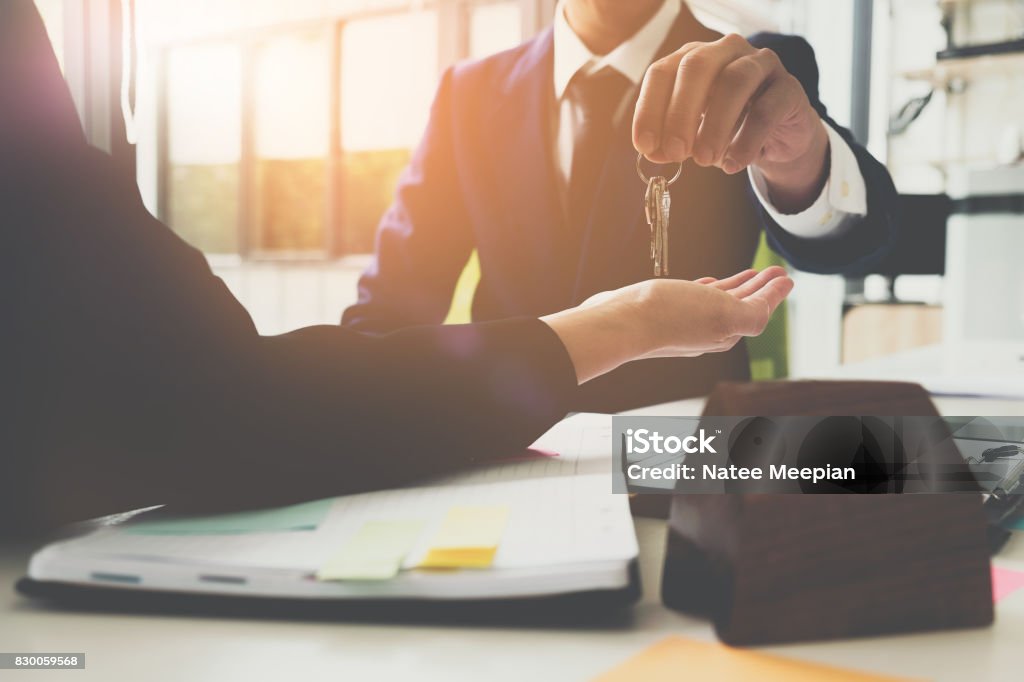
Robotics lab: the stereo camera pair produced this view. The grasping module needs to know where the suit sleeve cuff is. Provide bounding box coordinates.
[748,119,868,239]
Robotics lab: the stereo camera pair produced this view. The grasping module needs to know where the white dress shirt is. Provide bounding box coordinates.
[552,0,867,239]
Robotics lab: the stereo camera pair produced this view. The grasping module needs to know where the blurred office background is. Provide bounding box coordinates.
[31,0,1024,390]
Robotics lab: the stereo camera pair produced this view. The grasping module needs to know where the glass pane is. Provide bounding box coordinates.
[339,10,438,254]
[469,2,523,60]
[252,31,330,253]
[166,44,241,253]
[340,11,438,151]
[339,148,412,254]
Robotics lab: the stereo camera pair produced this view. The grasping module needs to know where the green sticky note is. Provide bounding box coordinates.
[125,498,333,535]
[317,520,425,581]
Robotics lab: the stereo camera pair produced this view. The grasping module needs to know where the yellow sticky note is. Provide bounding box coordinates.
[594,638,917,682]
[317,520,424,581]
[419,506,509,569]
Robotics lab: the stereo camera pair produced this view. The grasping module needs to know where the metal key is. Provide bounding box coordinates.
[645,176,669,276]
[636,153,683,277]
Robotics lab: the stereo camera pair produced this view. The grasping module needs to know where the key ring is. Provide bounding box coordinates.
[636,152,683,186]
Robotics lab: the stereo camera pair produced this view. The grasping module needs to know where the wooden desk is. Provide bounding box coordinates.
[2,395,1023,681]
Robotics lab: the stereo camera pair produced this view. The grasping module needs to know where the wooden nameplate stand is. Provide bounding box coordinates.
[661,380,994,645]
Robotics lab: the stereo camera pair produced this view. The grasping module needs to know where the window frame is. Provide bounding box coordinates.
[154,0,543,261]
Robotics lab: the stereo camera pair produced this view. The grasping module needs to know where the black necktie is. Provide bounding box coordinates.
[566,68,631,240]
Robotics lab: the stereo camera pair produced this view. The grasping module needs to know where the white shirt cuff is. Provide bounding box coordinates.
[747,119,868,239]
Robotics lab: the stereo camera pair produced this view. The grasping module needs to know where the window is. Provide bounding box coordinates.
[252,32,330,254]
[469,2,523,60]
[341,11,438,152]
[166,44,242,253]
[141,1,532,261]
[339,10,438,254]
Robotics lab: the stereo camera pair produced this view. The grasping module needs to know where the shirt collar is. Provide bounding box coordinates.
[552,0,680,100]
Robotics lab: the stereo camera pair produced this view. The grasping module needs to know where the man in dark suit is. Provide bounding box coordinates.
[343,0,898,412]
[0,0,791,536]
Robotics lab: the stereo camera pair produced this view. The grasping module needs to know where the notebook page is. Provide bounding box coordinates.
[423,412,614,487]
[45,474,636,575]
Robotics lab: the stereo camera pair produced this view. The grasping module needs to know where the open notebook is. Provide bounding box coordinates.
[24,413,638,603]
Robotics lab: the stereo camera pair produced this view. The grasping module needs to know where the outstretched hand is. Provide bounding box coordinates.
[634,266,792,361]
[542,266,794,384]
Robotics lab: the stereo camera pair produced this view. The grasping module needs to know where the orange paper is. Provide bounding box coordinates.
[594,637,916,682]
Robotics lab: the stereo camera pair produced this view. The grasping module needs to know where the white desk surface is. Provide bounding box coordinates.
[807,344,1024,401]
[3,395,1024,682]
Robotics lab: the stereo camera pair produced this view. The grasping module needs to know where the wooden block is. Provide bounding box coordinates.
[661,381,994,645]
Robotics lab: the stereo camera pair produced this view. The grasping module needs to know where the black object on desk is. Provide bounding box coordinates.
[872,194,950,279]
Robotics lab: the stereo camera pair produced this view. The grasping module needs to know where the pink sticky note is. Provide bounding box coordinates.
[992,565,1024,603]
[525,447,559,458]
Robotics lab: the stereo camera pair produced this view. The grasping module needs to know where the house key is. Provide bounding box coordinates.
[636,153,683,277]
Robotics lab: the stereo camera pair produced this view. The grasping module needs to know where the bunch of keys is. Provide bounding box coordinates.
[636,152,683,277]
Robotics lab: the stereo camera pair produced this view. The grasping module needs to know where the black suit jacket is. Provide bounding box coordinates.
[0,0,577,537]
[343,13,899,412]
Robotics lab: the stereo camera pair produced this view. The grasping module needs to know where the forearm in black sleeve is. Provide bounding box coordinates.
[160,317,579,514]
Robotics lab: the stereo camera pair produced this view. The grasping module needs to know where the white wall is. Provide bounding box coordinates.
[209,257,367,335]
[790,0,855,130]
[885,0,1024,193]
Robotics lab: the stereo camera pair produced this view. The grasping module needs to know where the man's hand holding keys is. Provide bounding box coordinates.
[632,33,830,214]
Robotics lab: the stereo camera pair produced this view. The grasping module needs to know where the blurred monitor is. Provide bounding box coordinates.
[867,194,950,278]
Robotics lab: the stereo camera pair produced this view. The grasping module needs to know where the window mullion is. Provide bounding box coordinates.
[327,22,344,257]
[238,39,257,258]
